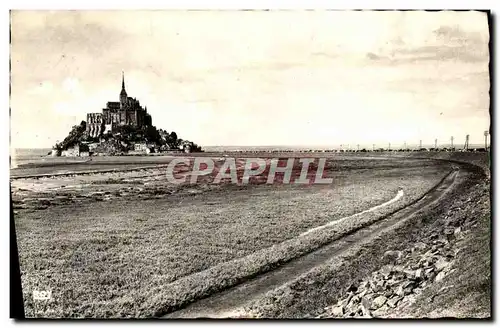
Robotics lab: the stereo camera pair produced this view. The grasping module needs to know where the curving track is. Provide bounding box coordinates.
[164,168,459,318]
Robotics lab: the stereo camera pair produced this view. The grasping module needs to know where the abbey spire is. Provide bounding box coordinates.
[120,71,128,107]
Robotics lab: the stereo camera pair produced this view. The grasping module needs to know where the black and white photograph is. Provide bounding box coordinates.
[9,9,492,319]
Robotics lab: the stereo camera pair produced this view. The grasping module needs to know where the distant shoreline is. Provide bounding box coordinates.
[11,144,487,153]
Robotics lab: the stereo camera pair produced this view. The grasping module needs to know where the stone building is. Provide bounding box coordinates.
[86,73,152,138]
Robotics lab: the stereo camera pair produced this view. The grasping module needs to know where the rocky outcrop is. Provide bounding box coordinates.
[54,121,87,152]
[53,122,202,155]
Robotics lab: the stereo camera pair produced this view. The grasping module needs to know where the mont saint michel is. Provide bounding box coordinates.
[52,73,201,156]
[86,73,152,138]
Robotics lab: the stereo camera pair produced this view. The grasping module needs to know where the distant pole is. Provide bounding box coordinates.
[404,141,407,150]
[435,138,438,149]
[419,140,422,149]
[451,136,454,150]
[388,142,391,151]
[465,134,469,151]
[357,144,360,151]
[484,130,489,150]
[373,144,375,151]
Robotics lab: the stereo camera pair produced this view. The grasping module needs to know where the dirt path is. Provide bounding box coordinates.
[164,169,458,318]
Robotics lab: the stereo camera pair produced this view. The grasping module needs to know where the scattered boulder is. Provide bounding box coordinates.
[434,258,450,272]
[387,295,403,308]
[395,281,413,296]
[330,305,344,317]
[361,298,372,317]
[371,296,387,310]
[425,267,437,280]
[435,271,447,282]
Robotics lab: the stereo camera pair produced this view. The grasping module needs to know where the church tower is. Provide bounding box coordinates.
[120,71,128,109]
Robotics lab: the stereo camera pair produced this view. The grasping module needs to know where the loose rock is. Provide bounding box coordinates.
[435,271,447,282]
[371,296,387,310]
[387,296,403,308]
[330,305,344,317]
[435,258,450,272]
[383,250,403,263]
[361,298,372,317]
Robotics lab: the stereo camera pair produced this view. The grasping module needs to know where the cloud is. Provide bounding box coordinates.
[10,11,491,148]
[433,25,487,45]
[366,52,381,60]
[365,24,489,65]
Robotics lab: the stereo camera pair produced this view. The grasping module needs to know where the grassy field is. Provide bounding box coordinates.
[12,157,453,317]
[239,153,489,319]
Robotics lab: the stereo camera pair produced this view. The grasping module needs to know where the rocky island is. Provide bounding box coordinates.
[51,73,202,156]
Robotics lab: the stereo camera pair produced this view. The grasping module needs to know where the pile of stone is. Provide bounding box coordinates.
[316,178,490,320]
[318,234,461,318]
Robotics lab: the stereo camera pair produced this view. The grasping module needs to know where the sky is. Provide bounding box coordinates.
[10,10,490,149]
